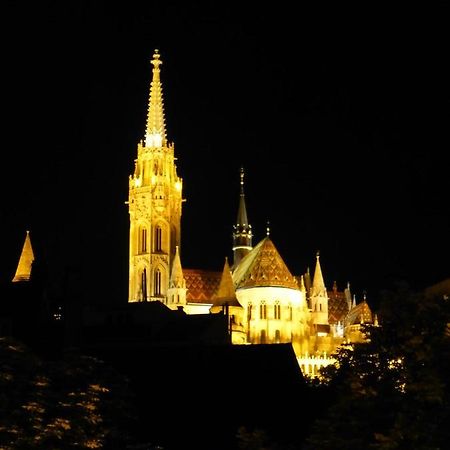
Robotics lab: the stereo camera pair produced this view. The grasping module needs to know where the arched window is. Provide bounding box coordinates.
[248,303,252,321]
[155,225,162,252]
[141,268,147,301]
[274,301,281,320]
[275,329,281,343]
[140,228,147,253]
[260,302,267,319]
[260,329,266,344]
[154,269,161,296]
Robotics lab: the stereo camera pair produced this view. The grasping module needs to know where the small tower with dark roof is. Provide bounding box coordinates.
[232,167,253,269]
[310,251,329,326]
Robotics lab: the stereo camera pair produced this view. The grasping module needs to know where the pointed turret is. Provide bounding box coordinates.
[145,49,167,148]
[232,167,253,268]
[167,246,187,309]
[211,257,245,344]
[12,231,34,282]
[310,251,329,325]
[311,252,327,297]
[299,275,306,293]
[212,257,241,306]
[169,246,185,289]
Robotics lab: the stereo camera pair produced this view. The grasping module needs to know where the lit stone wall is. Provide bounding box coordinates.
[236,286,310,356]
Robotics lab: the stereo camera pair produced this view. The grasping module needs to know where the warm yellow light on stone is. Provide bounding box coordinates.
[145,132,162,148]
[128,50,183,303]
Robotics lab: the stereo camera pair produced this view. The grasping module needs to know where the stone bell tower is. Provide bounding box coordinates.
[128,50,183,302]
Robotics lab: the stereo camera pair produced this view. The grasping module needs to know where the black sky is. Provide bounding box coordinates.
[1,1,449,307]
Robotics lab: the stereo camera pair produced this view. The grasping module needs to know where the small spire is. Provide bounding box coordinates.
[213,257,239,304]
[232,166,253,267]
[169,245,185,288]
[145,49,167,148]
[352,294,356,308]
[236,167,249,226]
[299,275,306,292]
[12,230,35,282]
[332,280,338,293]
[311,250,326,296]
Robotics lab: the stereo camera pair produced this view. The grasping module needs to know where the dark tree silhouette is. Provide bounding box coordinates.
[0,337,138,449]
[304,283,450,449]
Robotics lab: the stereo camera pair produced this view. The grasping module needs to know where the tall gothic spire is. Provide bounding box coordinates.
[145,49,167,148]
[12,230,34,282]
[311,251,327,297]
[232,167,253,268]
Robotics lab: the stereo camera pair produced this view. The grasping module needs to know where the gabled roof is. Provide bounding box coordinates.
[233,237,299,290]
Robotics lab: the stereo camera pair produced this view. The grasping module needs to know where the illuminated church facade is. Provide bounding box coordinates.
[125,50,375,376]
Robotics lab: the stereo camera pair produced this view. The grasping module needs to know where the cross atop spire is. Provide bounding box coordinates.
[145,49,167,148]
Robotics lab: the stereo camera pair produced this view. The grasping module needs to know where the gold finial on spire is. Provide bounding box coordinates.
[151,49,162,69]
[240,166,245,194]
[316,250,320,259]
[266,220,270,236]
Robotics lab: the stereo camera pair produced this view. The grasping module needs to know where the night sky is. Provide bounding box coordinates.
[1,2,448,308]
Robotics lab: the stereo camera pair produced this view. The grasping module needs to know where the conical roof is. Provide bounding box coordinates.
[212,257,241,307]
[169,246,185,288]
[311,252,327,297]
[233,237,299,290]
[12,230,34,282]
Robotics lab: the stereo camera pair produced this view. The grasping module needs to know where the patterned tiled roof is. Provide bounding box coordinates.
[345,300,373,326]
[184,268,221,303]
[328,290,350,324]
[233,237,299,290]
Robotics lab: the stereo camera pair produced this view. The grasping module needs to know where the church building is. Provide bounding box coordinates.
[126,50,375,376]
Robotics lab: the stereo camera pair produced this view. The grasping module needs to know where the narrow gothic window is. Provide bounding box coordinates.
[248,303,252,320]
[154,269,161,296]
[274,302,281,319]
[141,268,147,301]
[260,303,267,319]
[319,303,322,311]
[141,228,147,253]
[155,226,162,252]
